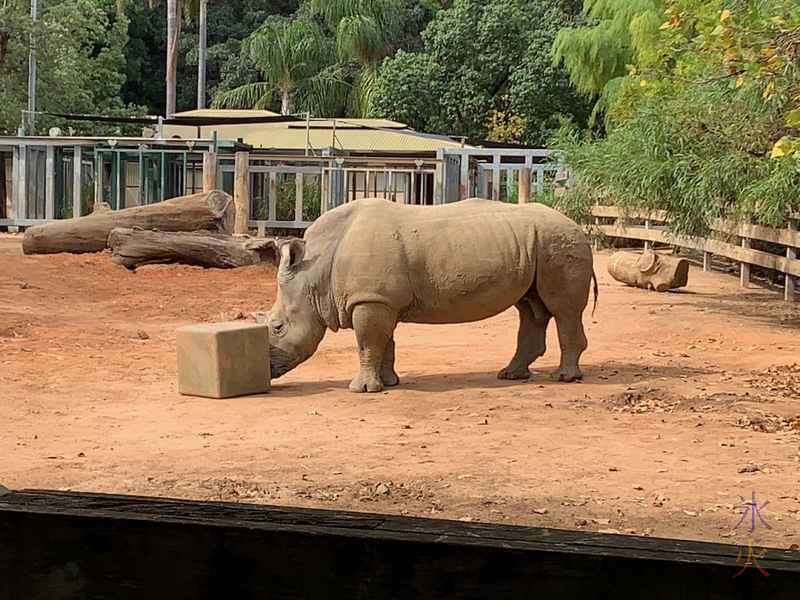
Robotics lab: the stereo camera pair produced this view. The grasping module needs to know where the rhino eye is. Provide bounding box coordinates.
[273,322,285,334]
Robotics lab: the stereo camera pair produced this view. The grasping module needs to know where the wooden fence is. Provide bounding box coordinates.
[591,206,800,302]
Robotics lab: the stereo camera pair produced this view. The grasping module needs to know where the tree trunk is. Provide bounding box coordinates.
[107,228,279,271]
[165,0,179,117]
[196,0,207,109]
[607,250,690,292]
[281,89,291,116]
[22,190,234,255]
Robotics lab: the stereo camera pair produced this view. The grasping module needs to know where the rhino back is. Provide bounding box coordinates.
[322,199,564,325]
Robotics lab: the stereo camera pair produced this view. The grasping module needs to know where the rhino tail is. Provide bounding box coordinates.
[590,268,598,318]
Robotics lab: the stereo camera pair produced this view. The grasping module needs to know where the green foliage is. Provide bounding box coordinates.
[371,0,593,144]
[551,0,663,123]
[550,0,800,233]
[0,0,145,135]
[253,176,321,222]
[120,0,300,115]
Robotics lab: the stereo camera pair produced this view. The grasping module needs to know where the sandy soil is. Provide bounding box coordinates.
[1,233,799,553]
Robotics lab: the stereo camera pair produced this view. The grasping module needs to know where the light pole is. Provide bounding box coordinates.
[26,0,37,134]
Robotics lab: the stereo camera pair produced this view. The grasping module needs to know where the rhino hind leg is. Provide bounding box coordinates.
[538,261,592,383]
[349,303,397,393]
[380,337,400,387]
[498,296,551,380]
[548,313,587,382]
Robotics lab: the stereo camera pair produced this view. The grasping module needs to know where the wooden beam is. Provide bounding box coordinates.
[590,206,800,247]
[787,218,798,302]
[233,151,249,234]
[518,167,531,204]
[459,154,469,200]
[294,172,303,223]
[703,251,712,272]
[433,148,444,205]
[492,154,501,201]
[268,171,277,222]
[595,224,800,278]
[740,234,751,288]
[202,151,217,192]
[72,146,83,218]
[2,489,800,599]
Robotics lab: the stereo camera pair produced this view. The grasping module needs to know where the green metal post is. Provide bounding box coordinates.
[93,149,103,205]
[182,150,188,196]
[160,148,166,202]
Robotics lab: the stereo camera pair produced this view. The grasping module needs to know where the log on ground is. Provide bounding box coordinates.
[607,250,689,292]
[107,228,279,270]
[22,190,235,255]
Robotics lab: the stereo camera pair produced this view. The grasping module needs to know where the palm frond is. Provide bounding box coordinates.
[336,15,384,63]
[212,82,276,109]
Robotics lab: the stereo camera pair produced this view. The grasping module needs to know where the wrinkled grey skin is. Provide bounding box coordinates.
[266,197,597,393]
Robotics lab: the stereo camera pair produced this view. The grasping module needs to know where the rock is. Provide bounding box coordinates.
[221,309,244,322]
[137,330,150,340]
[375,483,389,495]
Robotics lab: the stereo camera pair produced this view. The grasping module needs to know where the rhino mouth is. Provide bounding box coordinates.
[269,347,300,380]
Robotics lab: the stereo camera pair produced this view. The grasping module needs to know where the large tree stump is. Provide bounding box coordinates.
[107,228,279,271]
[22,190,234,255]
[607,250,689,292]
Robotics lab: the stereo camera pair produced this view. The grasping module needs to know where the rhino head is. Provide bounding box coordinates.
[266,238,327,380]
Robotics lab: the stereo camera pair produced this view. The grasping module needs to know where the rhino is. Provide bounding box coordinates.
[266,197,597,393]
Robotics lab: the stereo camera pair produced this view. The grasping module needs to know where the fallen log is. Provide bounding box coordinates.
[22,190,235,255]
[107,228,279,270]
[607,250,689,292]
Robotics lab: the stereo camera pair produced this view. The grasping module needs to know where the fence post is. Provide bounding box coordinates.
[786,216,798,302]
[202,152,217,192]
[518,167,531,204]
[492,154,501,201]
[268,171,277,223]
[233,151,249,234]
[72,146,83,218]
[644,219,652,252]
[295,172,303,223]
[45,146,55,220]
[740,222,751,287]
[459,153,469,200]
[703,251,712,272]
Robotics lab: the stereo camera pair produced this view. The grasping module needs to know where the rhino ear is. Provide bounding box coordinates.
[278,238,306,274]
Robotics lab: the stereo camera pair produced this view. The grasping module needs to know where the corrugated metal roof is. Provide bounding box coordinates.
[172,108,281,118]
[162,117,471,153]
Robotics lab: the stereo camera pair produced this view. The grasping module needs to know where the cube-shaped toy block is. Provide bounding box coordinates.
[176,322,270,398]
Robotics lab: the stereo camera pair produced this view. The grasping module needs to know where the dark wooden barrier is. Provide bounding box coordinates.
[1,489,799,599]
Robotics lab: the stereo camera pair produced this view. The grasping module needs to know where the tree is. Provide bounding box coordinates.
[0,0,143,135]
[309,0,402,115]
[371,0,592,144]
[548,0,800,233]
[212,16,343,115]
[550,0,663,122]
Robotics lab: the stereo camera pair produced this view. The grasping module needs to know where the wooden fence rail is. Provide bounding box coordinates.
[590,206,800,302]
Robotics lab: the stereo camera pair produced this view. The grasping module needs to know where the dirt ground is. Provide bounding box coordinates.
[1,233,799,553]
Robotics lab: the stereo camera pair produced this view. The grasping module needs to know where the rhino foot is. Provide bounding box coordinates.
[549,365,583,382]
[381,373,400,387]
[497,366,532,380]
[349,372,384,393]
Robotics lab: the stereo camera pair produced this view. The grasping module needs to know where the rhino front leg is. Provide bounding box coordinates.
[380,337,400,387]
[349,303,397,393]
[498,296,551,380]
